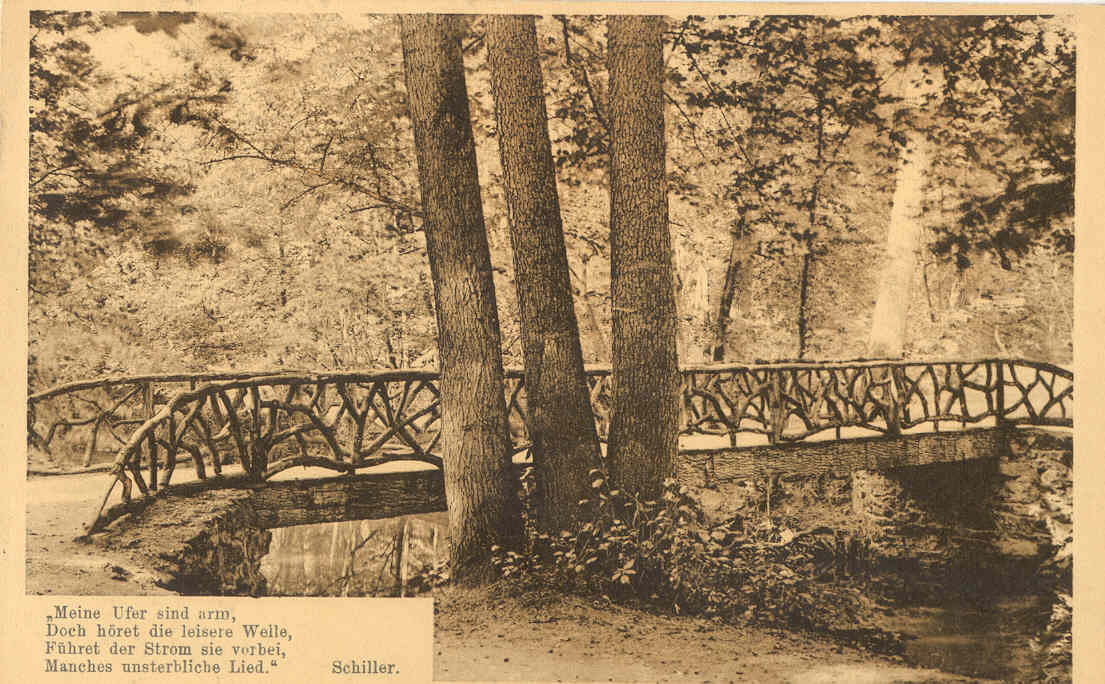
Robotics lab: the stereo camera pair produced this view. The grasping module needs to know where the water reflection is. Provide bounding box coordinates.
[259,515,1066,679]
[260,513,448,596]
[886,594,1057,680]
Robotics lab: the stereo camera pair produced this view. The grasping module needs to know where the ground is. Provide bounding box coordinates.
[23,469,996,683]
[432,585,987,683]
[25,471,176,596]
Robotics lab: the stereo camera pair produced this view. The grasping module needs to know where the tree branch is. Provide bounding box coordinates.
[558,16,609,135]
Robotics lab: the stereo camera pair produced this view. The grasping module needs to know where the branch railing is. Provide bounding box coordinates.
[27,359,1071,529]
[678,359,1072,445]
[28,370,306,468]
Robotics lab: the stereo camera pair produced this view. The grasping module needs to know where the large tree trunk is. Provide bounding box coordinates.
[605,15,681,500]
[486,15,602,533]
[868,135,929,358]
[398,14,521,583]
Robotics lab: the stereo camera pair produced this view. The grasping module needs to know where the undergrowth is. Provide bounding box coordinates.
[492,467,900,652]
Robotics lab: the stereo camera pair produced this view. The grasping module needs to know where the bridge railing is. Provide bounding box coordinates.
[27,359,1071,528]
[678,358,1073,445]
[27,370,309,469]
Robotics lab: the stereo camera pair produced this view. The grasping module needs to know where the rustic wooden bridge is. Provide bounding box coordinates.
[27,359,1072,533]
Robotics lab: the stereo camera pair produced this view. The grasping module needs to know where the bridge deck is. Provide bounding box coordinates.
[26,359,1071,534]
[90,424,1064,533]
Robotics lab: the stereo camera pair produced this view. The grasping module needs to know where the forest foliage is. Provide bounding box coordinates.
[28,12,1074,391]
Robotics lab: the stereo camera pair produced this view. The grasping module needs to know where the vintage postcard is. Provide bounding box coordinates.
[3,2,1103,682]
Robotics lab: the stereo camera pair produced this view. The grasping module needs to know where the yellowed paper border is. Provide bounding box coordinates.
[3,4,1102,683]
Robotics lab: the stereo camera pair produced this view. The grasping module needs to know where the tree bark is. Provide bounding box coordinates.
[486,15,602,533]
[398,14,521,583]
[868,135,929,358]
[605,15,681,501]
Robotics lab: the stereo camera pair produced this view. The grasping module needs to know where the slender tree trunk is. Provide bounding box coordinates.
[797,246,813,359]
[797,94,825,361]
[711,223,745,362]
[606,15,681,500]
[398,14,521,583]
[575,258,609,363]
[921,261,938,324]
[674,245,710,363]
[397,518,410,596]
[868,135,929,358]
[486,15,602,533]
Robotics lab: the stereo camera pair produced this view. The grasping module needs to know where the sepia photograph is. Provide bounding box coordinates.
[20,7,1081,682]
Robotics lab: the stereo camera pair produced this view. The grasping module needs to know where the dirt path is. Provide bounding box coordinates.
[433,587,993,683]
[25,471,177,595]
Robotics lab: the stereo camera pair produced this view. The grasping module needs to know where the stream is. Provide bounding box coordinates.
[260,513,449,597]
[879,594,1056,680]
[258,516,1062,681]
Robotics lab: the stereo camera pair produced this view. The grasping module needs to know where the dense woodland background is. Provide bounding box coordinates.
[28,12,1074,392]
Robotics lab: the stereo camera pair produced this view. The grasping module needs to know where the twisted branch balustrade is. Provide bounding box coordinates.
[27,359,1071,531]
[27,370,305,467]
[679,359,1072,443]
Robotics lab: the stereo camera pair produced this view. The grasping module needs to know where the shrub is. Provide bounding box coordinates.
[493,468,884,640]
